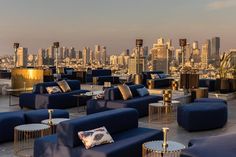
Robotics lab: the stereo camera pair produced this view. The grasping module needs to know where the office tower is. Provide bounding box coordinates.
[110,55,118,65]
[89,50,94,64]
[83,47,90,65]
[185,43,192,62]
[151,38,168,73]
[101,46,106,65]
[47,46,55,59]
[16,47,28,67]
[128,57,146,74]
[175,49,182,65]
[201,40,211,68]
[143,46,149,58]
[229,49,236,67]
[70,47,76,58]
[166,39,172,49]
[126,49,130,56]
[37,48,46,66]
[78,50,83,59]
[192,41,201,63]
[95,45,101,63]
[210,37,220,66]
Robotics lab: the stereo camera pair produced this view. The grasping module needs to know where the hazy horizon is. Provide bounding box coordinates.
[0,0,236,55]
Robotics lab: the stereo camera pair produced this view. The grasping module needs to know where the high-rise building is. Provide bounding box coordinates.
[101,46,106,65]
[37,48,46,66]
[69,47,76,58]
[210,37,220,66]
[82,47,90,65]
[128,57,146,74]
[192,41,201,63]
[16,47,28,67]
[47,46,55,59]
[151,38,168,73]
[95,45,101,63]
[185,43,192,62]
[229,49,236,67]
[201,40,211,68]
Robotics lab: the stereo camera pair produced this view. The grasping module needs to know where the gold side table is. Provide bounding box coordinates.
[41,118,70,133]
[148,103,175,123]
[14,124,51,157]
[142,140,185,157]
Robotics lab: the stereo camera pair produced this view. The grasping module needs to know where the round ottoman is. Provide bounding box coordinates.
[194,98,227,104]
[177,102,227,131]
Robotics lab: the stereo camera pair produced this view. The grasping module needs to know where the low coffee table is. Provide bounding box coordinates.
[41,118,70,133]
[14,124,51,157]
[148,102,175,123]
[142,140,185,157]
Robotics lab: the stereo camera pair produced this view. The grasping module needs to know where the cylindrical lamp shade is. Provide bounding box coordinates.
[163,90,172,105]
[136,39,143,47]
[53,42,60,48]
[172,80,179,91]
[13,43,20,49]
[179,39,187,47]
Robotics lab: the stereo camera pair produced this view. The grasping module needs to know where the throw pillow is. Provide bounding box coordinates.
[137,87,149,97]
[46,86,62,94]
[151,74,160,79]
[118,84,133,100]
[78,126,114,149]
[57,80,71,92]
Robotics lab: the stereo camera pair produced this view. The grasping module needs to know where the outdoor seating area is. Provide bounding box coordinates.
[1,73,236,157]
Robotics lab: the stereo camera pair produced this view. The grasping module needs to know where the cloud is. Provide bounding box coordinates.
[207,0,236,10]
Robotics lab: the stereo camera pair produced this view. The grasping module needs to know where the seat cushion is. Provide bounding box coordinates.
[194,98,227,104]
[24,109,69,124]
[0,111,25,143]
[177,103,227,131]
[181,133,236,157]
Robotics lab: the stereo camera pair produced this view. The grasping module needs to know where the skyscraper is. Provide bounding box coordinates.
[192,41,201,63]
[37,48,46,67]
[101,46,106,65]
[210,37,220,66]
[201,40,211,68]
[16,47,28,67]
[95,45,101,63]
[83,47,90,65]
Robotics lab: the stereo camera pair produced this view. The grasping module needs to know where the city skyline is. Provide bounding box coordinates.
[0,0,236,54]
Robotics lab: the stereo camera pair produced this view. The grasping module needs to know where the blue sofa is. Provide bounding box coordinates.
[34,108,163,157]
[177,102,227,131]
[142,71,173,89]
[194,98,227,104]
[87,84,163,117]
[199,79,216,92]
[181,133,236,157]
[0,109,69,143]
[86,69,120,85]
[19,80,89,109]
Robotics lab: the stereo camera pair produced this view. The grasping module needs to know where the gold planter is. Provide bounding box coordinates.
[172,80,178,90]
[163,90,172,105]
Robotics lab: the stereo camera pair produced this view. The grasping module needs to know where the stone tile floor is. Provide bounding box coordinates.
[0,94,236,157]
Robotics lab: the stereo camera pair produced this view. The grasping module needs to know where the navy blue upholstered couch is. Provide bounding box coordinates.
[87,84,162,117]
[199,79,216,92]
[86,69,120,85]
[181,133,236,157]
[142,71,173,89]
[0,109,69,143]
[19,80,89,109]
[34,108,163,157]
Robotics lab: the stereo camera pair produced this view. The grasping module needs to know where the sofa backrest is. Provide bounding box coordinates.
[33,80,81,94]
[142,71,164,80]
[104,84,145,100]
[92,69,111,77]
[56,108,138,148]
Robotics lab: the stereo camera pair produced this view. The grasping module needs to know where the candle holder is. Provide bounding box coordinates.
[48,109,54,125]
[162,127,169,150]
[163,90,172,105]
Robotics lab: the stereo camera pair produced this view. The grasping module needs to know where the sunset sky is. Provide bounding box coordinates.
[0,0,235,54]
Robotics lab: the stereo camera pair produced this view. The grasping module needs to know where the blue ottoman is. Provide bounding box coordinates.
[0,111,25,143]
[177,103,227,131]
[24,109,69,123]
[194,98,227,104]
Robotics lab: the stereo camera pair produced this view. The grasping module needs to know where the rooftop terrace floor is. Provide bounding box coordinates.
[0,90,236,157]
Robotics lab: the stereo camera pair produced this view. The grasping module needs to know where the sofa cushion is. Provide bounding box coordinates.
[57,80,71,92]
[118,84,133,100]
[151,74,159,79]
[128,84,145,97]
[78,126,114,149]
[57,108,138,148]
[137,87,149,97]
[46,86,62,94]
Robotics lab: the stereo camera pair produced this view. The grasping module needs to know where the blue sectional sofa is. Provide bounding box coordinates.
[0,109,69,143]
[87,84,163,117]
[34,108,163,157]
[142,71,173,89]
[177,102,227,131]
[86,69,120,85]
[19,80,89,109]
[181,133,236,157]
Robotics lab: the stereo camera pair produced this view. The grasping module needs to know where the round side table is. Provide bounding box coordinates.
[142,141,185,157]
[14,124,51,157]
[41,118,70,133]
[148,103,175,123]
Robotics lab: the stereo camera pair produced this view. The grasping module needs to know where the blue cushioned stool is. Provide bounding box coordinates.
[194,98,227,104]
[24,109,69,123]
[177,102,227,131]
[0,111,25,143]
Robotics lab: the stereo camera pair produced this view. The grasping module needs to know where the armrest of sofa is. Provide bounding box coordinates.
[19,93,37,109]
